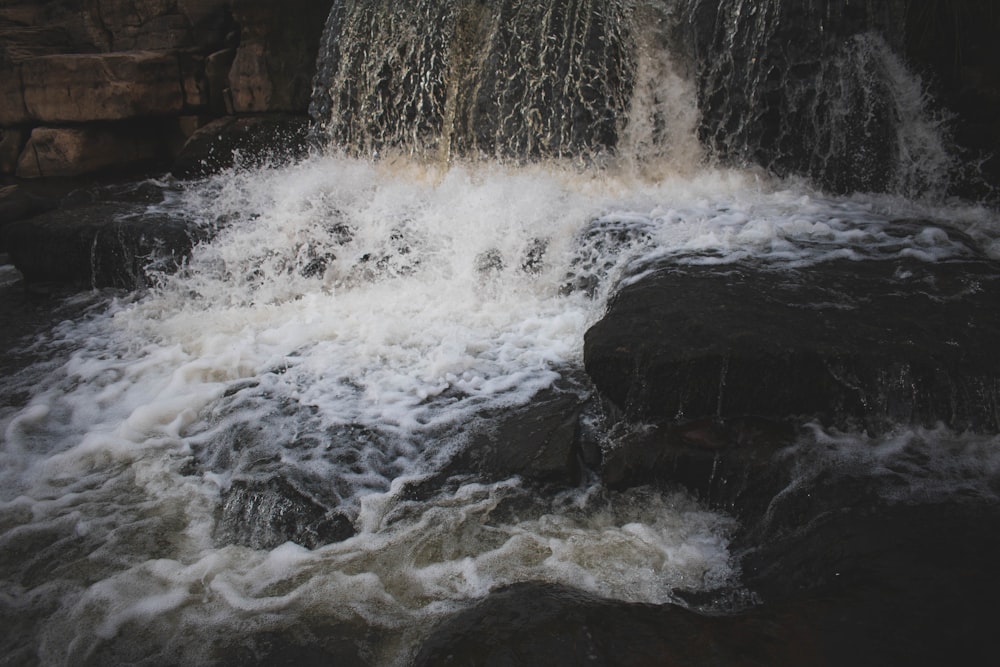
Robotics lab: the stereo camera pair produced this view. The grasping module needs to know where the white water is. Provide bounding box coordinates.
[4,9,1000,657]
[2,154,998,664]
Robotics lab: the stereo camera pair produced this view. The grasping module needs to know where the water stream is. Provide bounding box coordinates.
[2,1,999,664]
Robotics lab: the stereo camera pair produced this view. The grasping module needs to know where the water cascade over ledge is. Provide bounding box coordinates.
[2,1,1000,665]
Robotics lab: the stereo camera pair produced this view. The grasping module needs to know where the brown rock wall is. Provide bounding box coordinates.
[0,0,332,179]
[21,51,185,122]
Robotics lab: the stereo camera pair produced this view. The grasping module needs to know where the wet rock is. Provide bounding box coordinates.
[216,476,355,550]
[211,624,370,667]
[599,417,795,519]
[584,258,1000,433]
[413,581,818,667]
[1,202,202,288]
[446,387,586,487]
[171,114,311,178]
[0,185,53,233]
[413,501,1000,667]
[310,0,633,158]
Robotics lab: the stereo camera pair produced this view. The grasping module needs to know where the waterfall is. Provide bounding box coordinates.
[2,1,998,665]
[310,0,955,196]
[309,0,634,162]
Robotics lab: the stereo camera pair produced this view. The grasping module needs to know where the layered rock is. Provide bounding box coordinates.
[0,0,334,183]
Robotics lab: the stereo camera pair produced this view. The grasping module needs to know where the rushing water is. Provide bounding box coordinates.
[3,1,1000,665]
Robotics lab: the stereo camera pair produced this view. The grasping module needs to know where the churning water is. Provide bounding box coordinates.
[3,1,1000,665]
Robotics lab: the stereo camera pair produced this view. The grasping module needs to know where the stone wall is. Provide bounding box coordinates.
[0,0,333,180]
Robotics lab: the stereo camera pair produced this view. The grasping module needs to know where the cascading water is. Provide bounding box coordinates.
[2,1,999,665]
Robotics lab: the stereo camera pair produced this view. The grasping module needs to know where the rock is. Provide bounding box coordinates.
[584,258,1000,433]
[228,0,334,113]
[210,624,370,667]
[15,123,171,179]
[216,476,355,550]
[0,128,27,175]
[20,51,184,123]
[413,581,818,667]
[448,387,586,486]
[599,418,795,519]
[679,2,907,194]
[2,202,202,288]
[204,48,238,114]
[0,185,55,236]
[0,63,29,125]
[171,114,311,178]
[413,503,1000,667]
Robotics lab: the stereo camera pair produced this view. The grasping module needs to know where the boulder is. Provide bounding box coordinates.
[15,123,170,178]
[2,202,202,288]
[413,581,818,667]
[171,114,311,178]
[0,185,54,236]
[20,51,184,123]
[413,505,1000,667]
[584,257,1000,433]
[216,476,355,550]
[447,387,587,486]
[598,418,795,519]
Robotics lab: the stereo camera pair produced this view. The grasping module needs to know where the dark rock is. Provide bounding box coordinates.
[16,121,174,178]
[216,476,355,550]
[445,387,586,487]
[171,114,311,178]
[584,258,1000,433]
[0,127,27,175]
[599,418,795,519]
[677,2,909,195]
[413,581,818,667]
[210,623,371,667]
[0,184,53,233]
[413,501,1000,667]
[2,202,202,288]
[228,0,335,113]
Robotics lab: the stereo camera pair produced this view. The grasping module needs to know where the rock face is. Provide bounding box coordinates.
[0,0,335,180]
[585,257,1000,434]
[20,51,185,122]
[310,0,633,159]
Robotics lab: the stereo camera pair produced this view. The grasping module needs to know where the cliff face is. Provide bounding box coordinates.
[0,0,333,179]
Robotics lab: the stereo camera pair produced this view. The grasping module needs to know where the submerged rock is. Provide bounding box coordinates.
[216,476,355,551]
[585,258,1000,434]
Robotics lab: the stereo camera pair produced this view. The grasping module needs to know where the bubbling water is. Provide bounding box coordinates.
[2,154,999,664]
